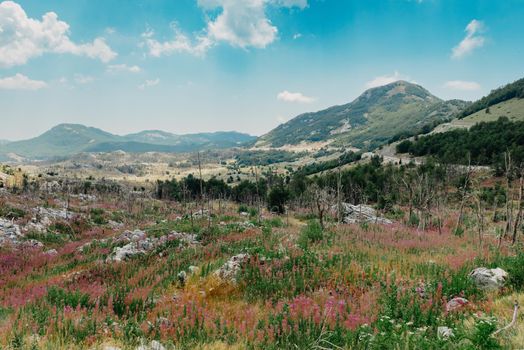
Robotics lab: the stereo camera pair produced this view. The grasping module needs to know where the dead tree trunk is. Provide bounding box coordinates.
[504,152,513,238]
[512,172,523,245]
[454,157,472,235]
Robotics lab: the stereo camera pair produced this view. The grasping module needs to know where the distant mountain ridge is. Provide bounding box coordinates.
[258,81,469,150]
[0,124,255,161]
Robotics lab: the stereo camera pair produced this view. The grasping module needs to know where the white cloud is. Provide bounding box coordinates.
[74,74,94,84]
[107,64,141,73]
[293,33,302,40]
[277,90,315,103]
[444,80,481,91]
[144,0,307,57]
[141,27,213,57]
[200,0,278,49]
[452,19,485,59]
[365,71,413,88]
[0,1,117,67]
[138,78,160,90]
[0,73,46,90]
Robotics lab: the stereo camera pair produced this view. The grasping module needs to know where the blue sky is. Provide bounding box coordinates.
[0,0,523,140]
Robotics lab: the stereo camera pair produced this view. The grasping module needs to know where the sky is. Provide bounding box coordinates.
[0,0,523,140]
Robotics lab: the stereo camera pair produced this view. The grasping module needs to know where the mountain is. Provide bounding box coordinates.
[124,130,254,148]
[0,124,255,161]
[258,81,469,150]
[0,140,10,145]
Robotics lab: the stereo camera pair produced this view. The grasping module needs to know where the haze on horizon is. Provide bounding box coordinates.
[1,0,523,141]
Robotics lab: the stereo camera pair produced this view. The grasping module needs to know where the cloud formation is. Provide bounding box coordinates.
[0,73,46,90]
[107,64,141,73]
[277,90,315,103]
[452,19,485,59]
[365,71,413,88]
[138,78,160,90]
[141,27,213,57]
[444,80,481,91]
[0,1,116,67]
[144,0,307,57]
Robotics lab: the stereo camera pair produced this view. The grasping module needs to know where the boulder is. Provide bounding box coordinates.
[44,249,58,256]
[437,326,454,339]
[116,229,147,243]
[136,340,166,350]
[339,203,392,225]
[446,297,469,312]
[22,239,44,249]
[215,253,250,283]
[169,231,199,245]
[108,241,148,262]
[469,267,508,291]
[177,271,187,285]
[0,218,22,245]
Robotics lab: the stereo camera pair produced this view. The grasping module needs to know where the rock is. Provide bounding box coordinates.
[169,231,199,245]
[107,220,124,230]
[44,249,58,256]
[469,267,508,291]
[25,206,74,233]
[136,340,166,350]
[177,271,187,285]
[22,239,44,249]
[103,346,122,350]
[116,229,146,243]
[338,203,392,225]
[33,206,72,221]
[107,242,147,262]
[215,253,250,283]
[188,265,199,275]
[107,230,185,263]
[0,218,22,245]
[437,326,454,339]
[446,297,469,312]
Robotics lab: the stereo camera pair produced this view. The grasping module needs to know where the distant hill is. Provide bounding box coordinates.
[0,124,255,161]
[258,81,468,150]
[0,140,10,145]
[458,77,524,119]
[124,130,254,149]
[431,78,524,134]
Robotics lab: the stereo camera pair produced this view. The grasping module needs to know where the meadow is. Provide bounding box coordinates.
[0,186,522,350]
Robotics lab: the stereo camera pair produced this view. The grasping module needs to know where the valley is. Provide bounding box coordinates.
[1,77,524,349]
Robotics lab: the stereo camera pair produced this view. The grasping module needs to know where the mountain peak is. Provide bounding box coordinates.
[359,80,436,102]
[259,82,466,149]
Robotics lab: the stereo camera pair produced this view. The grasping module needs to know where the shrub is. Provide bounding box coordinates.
[46,286,92,310]
[298,220,324,248]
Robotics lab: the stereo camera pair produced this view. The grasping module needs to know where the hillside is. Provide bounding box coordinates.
[0,124,256,161]
[458,77,524,118]
[258,81,468,150]
[432,98,524,134]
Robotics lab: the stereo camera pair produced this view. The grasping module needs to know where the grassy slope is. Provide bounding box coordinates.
[432,98,524,134]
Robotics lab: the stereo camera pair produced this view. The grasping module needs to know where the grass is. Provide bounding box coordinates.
[0,193,522,349]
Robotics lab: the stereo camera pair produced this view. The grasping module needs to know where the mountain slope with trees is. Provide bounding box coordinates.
[258,81,468,150]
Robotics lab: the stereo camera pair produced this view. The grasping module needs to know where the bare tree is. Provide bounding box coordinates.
[308,184,335,230]
[454,155,472,236]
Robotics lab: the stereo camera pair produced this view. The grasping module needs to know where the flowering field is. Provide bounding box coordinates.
[0,191,523,350]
